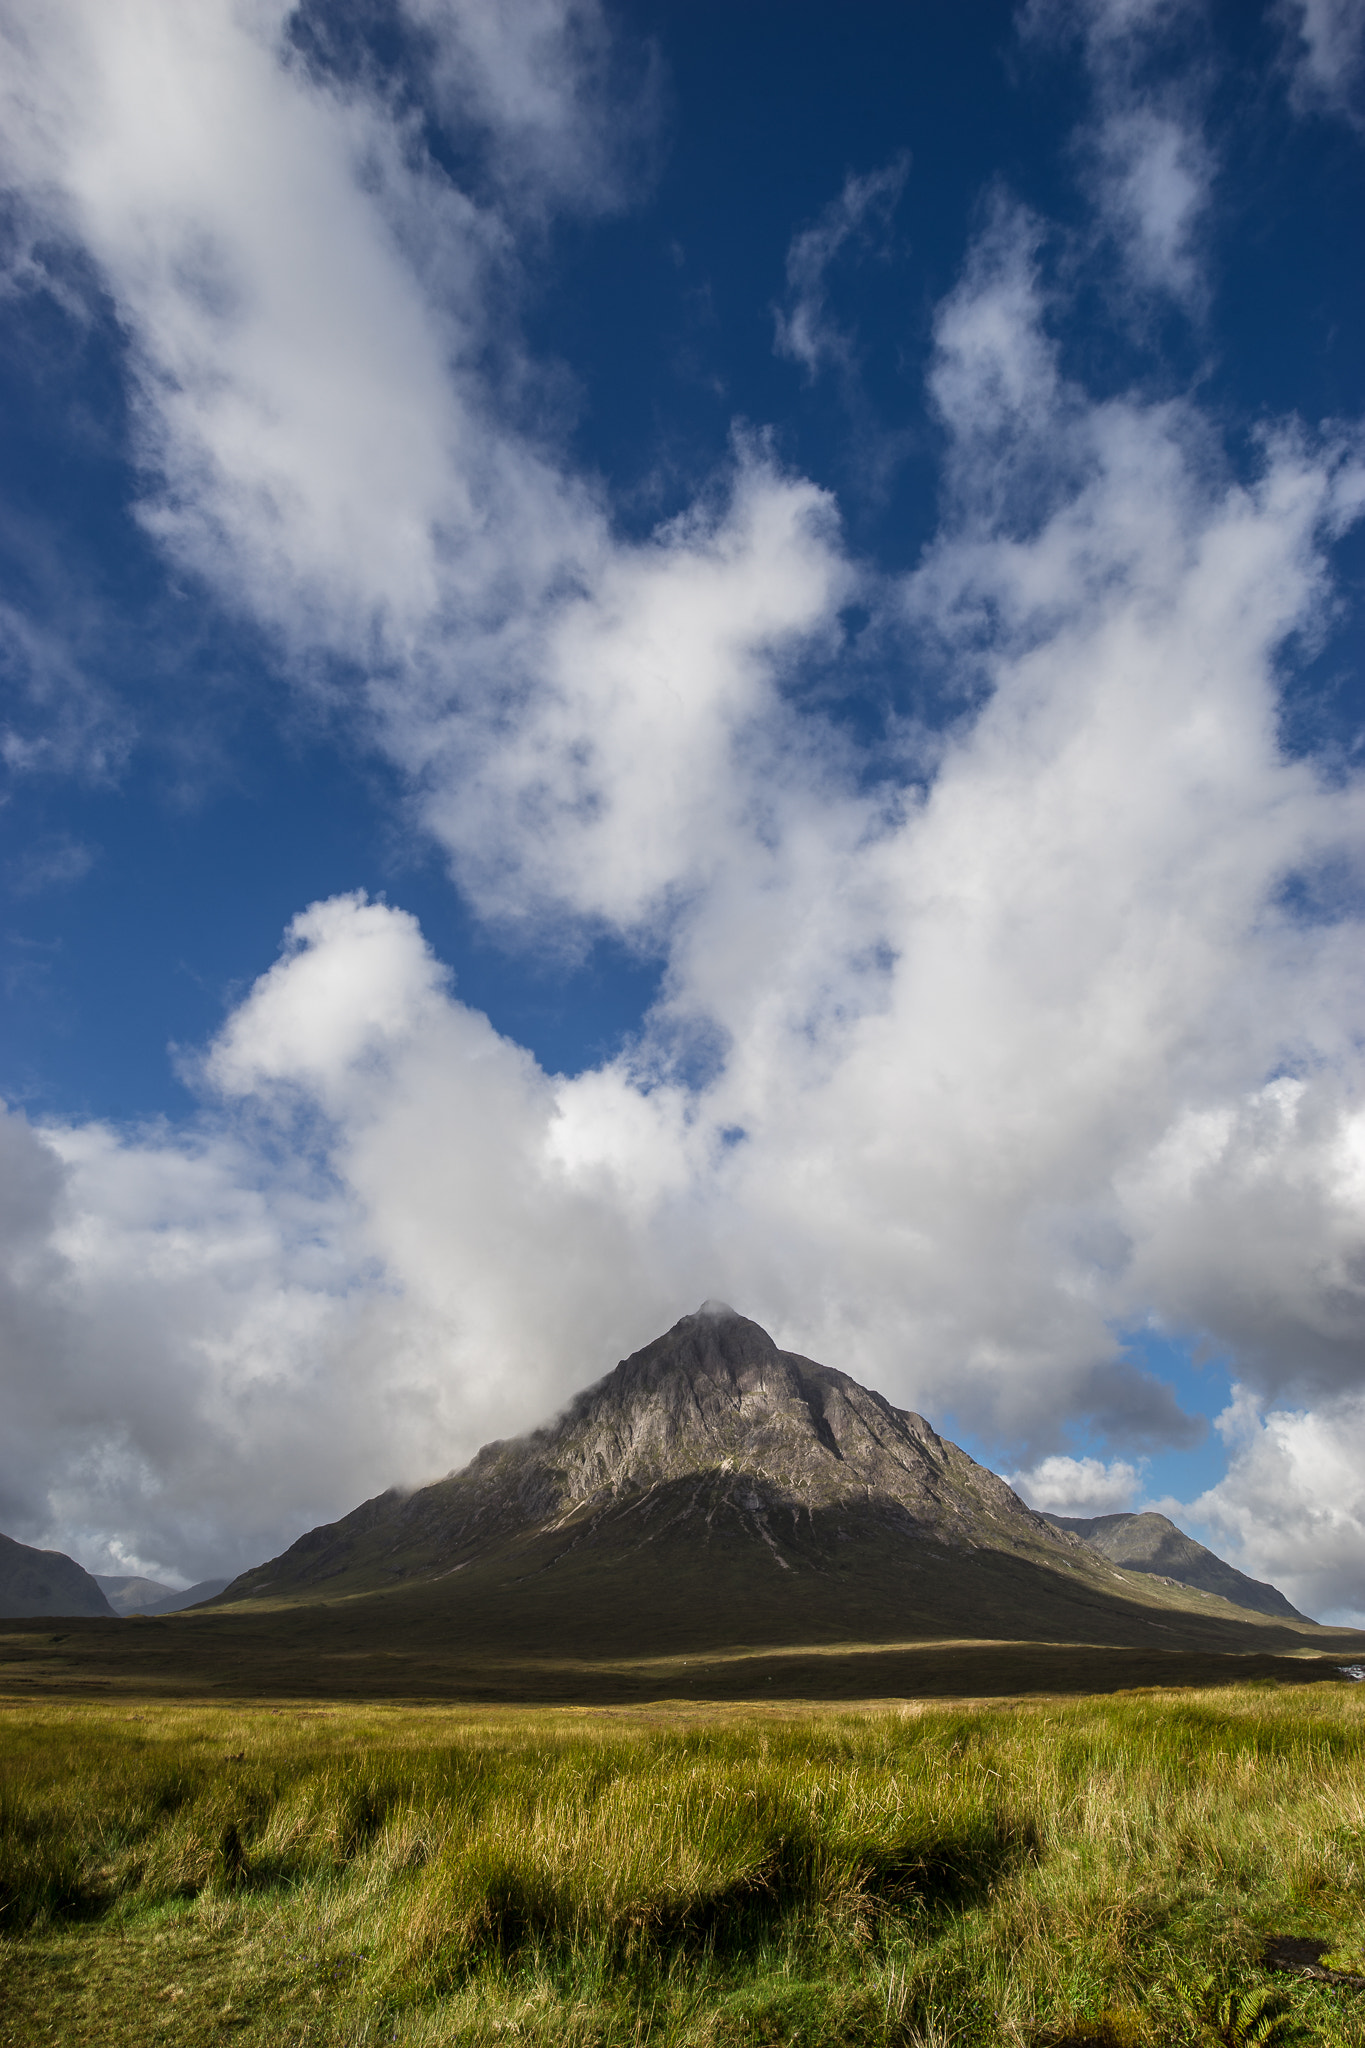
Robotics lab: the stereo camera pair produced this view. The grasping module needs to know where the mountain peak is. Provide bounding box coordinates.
[224,1308,1069,1605]
[217,1312,1309,1657]
[543,1304,947,1512]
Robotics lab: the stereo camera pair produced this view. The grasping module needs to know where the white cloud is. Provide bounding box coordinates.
[0,898,713,1579]
[205,893,452,1104]
[1182,1386,1365,1622]
[1090,105,1212,303]
[0,0,599,666]
[409,448,853,932]
[0,1,848,958]
[1011,1454,1145,1516]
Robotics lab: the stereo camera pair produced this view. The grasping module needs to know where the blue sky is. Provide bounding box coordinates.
[2,0,1364,1614]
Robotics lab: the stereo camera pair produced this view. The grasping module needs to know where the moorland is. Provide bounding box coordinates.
[5,1684,1365,2047]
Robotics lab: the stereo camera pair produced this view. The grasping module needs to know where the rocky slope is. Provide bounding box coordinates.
[0,1532,114,1618]
[1043,1511,1305,1619]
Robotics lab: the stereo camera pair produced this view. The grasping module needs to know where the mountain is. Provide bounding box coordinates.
[1041,1511,1306,1619]
[217,1305,1308,1657]
[95,1574,232,1616]
[0,1533,114,1618]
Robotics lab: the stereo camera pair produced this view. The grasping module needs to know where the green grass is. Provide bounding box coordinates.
[3,1686,1365,2045]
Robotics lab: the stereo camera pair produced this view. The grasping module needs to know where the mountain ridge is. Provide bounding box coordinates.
[1041,1511,1305,1619]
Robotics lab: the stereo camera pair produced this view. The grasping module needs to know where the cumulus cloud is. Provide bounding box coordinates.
[1011,1455,1145,1516]
[0,898,710,1579]
[408,449,853,932]
[1184,1386,1365,1622]
[1,2,1365,1594]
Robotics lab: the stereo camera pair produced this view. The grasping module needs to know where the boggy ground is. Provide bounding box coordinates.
[3,1685,1365,2046]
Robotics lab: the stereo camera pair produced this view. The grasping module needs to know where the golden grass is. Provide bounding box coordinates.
[3,1686,1365,2044]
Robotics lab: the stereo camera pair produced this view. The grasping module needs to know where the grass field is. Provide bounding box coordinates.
[3,1684,1365,2046]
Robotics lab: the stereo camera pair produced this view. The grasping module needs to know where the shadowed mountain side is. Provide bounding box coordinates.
[211,1488,1340,1661]
[0,1533,113,1618]
[1043,1512,1306,1620]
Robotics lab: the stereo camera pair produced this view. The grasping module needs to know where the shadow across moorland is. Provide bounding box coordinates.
[3,1606,1363,1706]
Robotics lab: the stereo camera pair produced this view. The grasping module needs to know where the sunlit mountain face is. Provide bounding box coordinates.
[0,0,1363,1620]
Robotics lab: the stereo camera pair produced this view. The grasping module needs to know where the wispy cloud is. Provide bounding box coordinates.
[0,601,130,785]
[392,0,662,216]
[1279,0,1365,126]
[774,157,908,381]
[4,833,96,897]
[1022,0,1216,309]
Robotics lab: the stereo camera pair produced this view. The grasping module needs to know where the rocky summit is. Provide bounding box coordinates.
[213,1306,1309,1667]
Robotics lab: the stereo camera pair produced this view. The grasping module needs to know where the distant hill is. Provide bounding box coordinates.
[95,1574,176,1616]
[0,1532,113,1618]
[144,1578,231,1614]
[95,1574,231,1616]
[216,1305,1310,1658]
[1041,1511,1306,1620]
